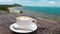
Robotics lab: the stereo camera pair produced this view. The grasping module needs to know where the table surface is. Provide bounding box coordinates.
[0,14,60,34]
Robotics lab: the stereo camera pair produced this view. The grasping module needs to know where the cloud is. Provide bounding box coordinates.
[0,0,13,2]
[48,1,55,4]
[16,0,60,7]
[0,0,60,7]
[17,0,41,1]
[17,1,57,7]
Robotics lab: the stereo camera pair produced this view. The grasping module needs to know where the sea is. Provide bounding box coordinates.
[22,6,60,22]
[24,6,60,15]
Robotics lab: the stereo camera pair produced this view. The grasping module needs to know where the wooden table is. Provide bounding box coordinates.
[0,14,60,34]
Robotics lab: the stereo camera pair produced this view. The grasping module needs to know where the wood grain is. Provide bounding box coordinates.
[0,14,60,34]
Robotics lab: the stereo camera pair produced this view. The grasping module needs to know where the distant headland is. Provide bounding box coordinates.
[0,4,22,13]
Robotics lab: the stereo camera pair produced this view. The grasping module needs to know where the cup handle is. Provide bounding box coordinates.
[32,19,37,24]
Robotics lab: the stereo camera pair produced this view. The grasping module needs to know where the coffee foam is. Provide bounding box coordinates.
[17,16,32,20]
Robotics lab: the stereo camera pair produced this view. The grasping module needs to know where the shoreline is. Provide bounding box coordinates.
[0,8,60,22]
[20,9,60,22]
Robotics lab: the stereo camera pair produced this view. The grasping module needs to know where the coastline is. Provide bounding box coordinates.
[21,9,60,22]
[0,7,60,22]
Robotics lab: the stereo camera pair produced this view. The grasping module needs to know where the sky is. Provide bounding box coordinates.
[0,0,60,7]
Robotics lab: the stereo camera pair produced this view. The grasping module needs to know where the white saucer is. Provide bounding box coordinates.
[10,23,37,33]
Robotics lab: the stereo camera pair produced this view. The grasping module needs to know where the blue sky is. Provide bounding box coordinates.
[0,0,60,7]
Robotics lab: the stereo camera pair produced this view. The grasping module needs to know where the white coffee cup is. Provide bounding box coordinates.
[16,16,37,29]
